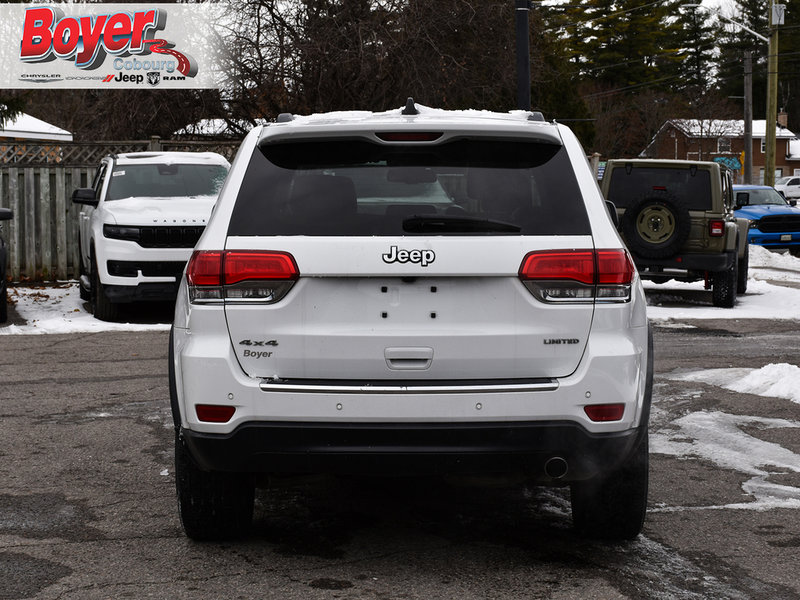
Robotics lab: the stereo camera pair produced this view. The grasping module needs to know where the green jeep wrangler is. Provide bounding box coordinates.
[600,159,749,308]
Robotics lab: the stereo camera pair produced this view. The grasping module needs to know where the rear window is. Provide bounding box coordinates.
[606,166,713,211]
[227,138,590,236]
[107,164,228,200]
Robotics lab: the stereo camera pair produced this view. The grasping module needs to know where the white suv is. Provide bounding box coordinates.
[170,102,652,541]
[73,152,230,320]
[774,175,800,201]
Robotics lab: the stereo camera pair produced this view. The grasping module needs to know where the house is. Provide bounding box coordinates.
[1,111,73,164]
[0,112,73,143]
[640,115,797,183]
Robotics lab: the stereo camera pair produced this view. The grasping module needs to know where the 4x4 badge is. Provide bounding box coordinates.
[239,339,278,347]
[382,245,435,267]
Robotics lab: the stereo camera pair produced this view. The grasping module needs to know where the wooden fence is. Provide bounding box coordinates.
[0,139,238,282]
[1,166,90,281]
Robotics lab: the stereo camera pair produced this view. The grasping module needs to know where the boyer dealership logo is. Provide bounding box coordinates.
[18,6,198,84]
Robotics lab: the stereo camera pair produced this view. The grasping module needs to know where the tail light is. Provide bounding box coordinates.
[709,220,725,237]
[187,250,298,304]
[518,249,634,303]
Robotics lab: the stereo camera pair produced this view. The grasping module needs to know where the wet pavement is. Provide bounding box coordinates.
[0,316,799,599]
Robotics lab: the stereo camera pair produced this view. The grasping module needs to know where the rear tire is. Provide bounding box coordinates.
[711,254,738,308]
[570,433,649,540]
[90,257,121,322]
[175,432,255,541]
[737,243,749,295]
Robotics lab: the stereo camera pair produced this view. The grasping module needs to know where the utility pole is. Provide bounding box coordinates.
[683,4,780,183]
[764,1,783,186]
[515,0,531,111]
[744,51,753,184]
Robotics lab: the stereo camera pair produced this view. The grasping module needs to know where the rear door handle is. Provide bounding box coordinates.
[384,347,434,370]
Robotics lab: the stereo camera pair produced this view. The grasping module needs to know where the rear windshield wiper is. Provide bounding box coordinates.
[402,215,521,233]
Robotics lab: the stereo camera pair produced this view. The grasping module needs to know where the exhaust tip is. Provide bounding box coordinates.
[544,456,569,479]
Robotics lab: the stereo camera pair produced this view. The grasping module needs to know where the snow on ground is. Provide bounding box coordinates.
[644,245,800,511]
[651,410,800,512]
[0,284,170,335]
[645,245,800,321]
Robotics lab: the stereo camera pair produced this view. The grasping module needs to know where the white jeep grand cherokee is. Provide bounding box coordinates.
[72,151,230,321]
[170,102,652,541]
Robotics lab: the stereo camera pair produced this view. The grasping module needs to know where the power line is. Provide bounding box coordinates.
[541,0,671,33]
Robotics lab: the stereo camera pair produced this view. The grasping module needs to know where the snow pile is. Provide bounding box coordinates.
[0,284,170,335]
[667,364,800,404]
[749,244,800,272]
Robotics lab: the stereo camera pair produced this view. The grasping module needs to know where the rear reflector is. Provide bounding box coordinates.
[709,220,725,237]
[196,404,236,423]
[584,403,625,422]
[519,249,634,303]
[187,250,298,303]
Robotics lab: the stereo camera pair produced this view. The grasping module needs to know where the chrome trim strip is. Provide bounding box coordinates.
[259,380,559,394]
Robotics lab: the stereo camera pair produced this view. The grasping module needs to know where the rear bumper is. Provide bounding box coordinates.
[181,420,642,482]
[634,250,734,275]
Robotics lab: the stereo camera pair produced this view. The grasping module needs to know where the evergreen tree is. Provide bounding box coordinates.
[715,0,769,119]
[533,5,595,146]
[673,3,719,96]
[567,0,683,90]
[0,95,24,129]
[556,0,690,156]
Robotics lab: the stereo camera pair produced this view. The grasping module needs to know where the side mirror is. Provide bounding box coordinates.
[605,200,619,228]
[735,192,749,209]
[791,200,798,207]
[71,188,98,206]
[0,207,12,221]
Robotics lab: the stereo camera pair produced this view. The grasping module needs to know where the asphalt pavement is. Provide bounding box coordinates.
[1,309,799,599]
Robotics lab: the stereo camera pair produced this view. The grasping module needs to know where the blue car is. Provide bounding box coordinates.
[734,184,800,254]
